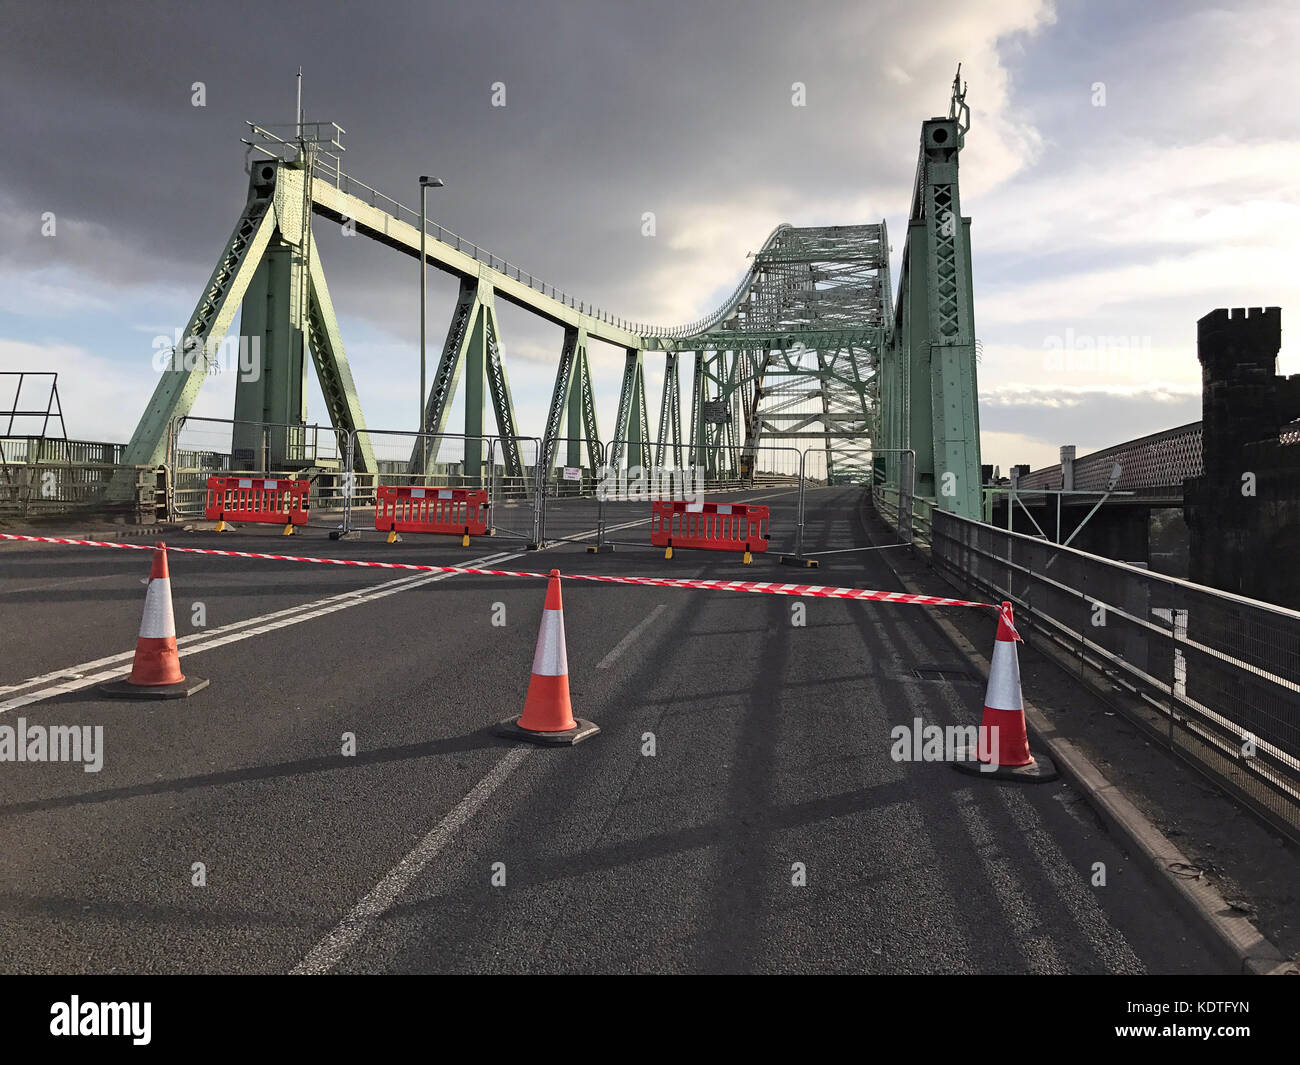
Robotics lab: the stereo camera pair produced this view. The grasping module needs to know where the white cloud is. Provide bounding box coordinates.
[0,338,160,441]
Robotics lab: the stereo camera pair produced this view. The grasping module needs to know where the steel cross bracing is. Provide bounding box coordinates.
[120,78,978,507]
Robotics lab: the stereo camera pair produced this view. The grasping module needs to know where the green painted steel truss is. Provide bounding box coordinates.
[121,77,981,515]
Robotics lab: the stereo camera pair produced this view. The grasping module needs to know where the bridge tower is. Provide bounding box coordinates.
[879,68,982,517]
[115,122,375,487]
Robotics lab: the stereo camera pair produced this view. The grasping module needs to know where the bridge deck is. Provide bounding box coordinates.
[0,488,1222,972]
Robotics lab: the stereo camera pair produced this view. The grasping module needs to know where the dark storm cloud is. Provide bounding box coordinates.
[1,0,934,332]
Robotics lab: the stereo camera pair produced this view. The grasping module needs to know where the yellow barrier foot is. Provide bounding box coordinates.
[742,550,753,565]
[215,520,227,533]
[386,529,401,544]
[462,533,470,547]
[664,545,673,560]
[282,523,295,537]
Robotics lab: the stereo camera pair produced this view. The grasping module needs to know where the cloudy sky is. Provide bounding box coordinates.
[2,0,1297,472]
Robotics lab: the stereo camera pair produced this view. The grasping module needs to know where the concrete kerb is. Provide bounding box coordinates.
[863,496,1298,976]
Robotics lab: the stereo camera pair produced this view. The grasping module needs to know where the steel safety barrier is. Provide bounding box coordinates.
[927,507,1300,843]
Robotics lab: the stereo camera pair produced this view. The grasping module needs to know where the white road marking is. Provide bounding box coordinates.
[0,550,519,696]
[0,572,125,596]
[596,603,668,670]
[0,550,522,712]
[290,745,532,975]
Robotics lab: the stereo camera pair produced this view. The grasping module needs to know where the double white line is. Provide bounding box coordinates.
[0,550,523,714]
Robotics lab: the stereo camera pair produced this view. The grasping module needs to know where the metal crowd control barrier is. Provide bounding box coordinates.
[374,486,491,545]
[649,500,770,564]
[335,430,533,543]
[204,476,309,534]
[598,439,803,559]
[537,437,607,550]
[169,415,346,520]
[487,436,544,548]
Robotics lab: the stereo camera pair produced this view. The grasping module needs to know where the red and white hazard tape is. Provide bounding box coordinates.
[0,533,999,611]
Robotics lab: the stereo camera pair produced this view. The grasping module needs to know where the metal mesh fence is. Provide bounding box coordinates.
[342,431,542,545]
[488,436,543,545]
[536,438,605,547]
[169,417,346,520]
[598,441,804,554]
[930,508,1300,839]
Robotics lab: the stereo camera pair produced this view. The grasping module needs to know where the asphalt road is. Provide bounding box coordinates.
[0,487,1224,973]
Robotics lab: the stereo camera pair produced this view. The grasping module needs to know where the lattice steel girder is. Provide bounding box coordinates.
[542,325,601,475]
[655,351,683,468]
[543,326,581,473]
[610,348,650,470]
[413,277,477,471]
[119,178,278,472]
[304,235,376,473]
[573,342,601,475]
[232,236,307,466]
[882,111,981,519]
[121,159,380,499]
[647,328,875,353]
[483,296,522,476]
[412,277,520,479]
[311,179,644,349]
[688,351,705,468]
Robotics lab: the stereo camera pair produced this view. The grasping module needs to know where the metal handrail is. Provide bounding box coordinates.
[310,158,795,341]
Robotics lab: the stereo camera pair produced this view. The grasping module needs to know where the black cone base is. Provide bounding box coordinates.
[98,676,210,700]
[492,716,600,746]
[950,746,1059,783]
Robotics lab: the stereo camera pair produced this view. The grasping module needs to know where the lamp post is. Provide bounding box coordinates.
[418,175,445,472]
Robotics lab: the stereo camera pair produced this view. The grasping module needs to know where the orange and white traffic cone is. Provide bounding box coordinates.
[99,543,210,699]
[492,569,599,746]
[952,601,1056,781]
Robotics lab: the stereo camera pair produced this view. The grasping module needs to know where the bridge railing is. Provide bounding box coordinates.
[930,509,1300,841]
[871,479,933,547]
[1,435,162,521]
[311,160,801,341]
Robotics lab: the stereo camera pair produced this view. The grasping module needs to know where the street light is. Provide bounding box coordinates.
[418,175,445,470]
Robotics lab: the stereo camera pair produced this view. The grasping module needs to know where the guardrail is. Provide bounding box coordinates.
[928,508,1300,841]
[1,436,162,520]
[872,484,934,546]
[310,158,789,339]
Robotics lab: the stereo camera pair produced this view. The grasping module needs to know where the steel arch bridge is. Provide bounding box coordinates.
[120,72,981,518]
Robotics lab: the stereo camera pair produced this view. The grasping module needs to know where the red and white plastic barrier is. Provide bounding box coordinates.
[375,486,489,544]
[650,500,769,563]
[204,476,309,531]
